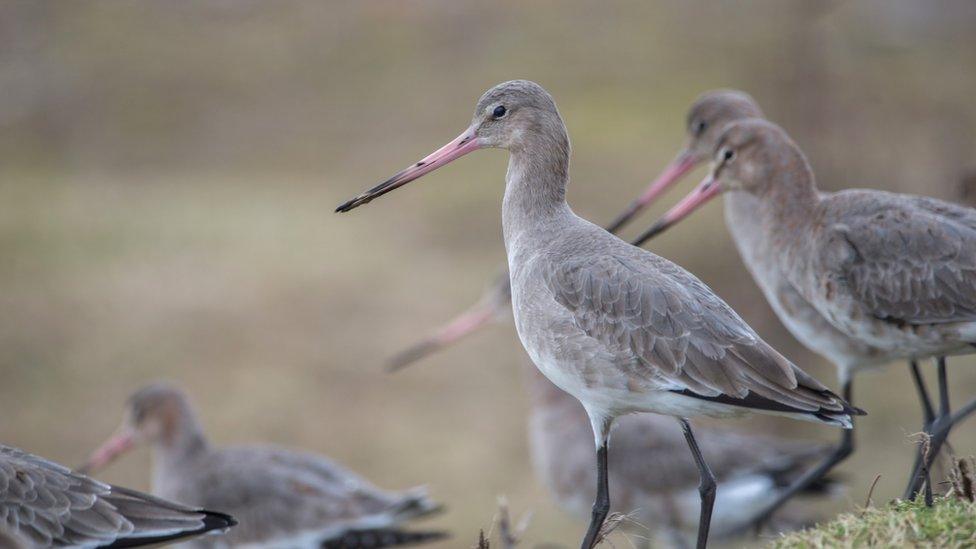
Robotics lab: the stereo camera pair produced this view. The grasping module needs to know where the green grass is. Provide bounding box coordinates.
[772,496,976,549]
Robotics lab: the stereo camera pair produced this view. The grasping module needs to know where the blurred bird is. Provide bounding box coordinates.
[336,80,859,549]
[639,117,976,503]
[80,383,447,548]
[0,443,235,547]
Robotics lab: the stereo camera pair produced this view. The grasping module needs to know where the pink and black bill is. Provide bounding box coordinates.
[336,127,482,213]
[605,150,698,234]
[632,174,723,246]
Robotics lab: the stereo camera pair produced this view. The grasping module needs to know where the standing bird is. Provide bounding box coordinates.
[80,384,447,548]
[638,118,976,502]
[610,90,969,517]
[0,443,235,547]
[336,80,860,549]
[612,90,870,519]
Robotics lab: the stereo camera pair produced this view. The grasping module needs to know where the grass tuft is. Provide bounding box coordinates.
[771,496,976,549]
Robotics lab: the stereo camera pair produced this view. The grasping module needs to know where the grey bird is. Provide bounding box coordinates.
[608,89,973,516]
[79,383,447,548]
[336,80,860,549]
[0,443,235,548]
[609,90,869,520]
[639,116,976,503]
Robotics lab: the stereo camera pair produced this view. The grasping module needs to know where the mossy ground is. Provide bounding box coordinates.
[772,496,976,549]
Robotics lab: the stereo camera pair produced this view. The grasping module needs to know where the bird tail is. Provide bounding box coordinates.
[321,528,449,548]
[103,485,236,548]
[388,487,445,521]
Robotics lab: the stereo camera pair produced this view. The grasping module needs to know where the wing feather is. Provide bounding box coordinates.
[0,445,233,547]
[543,251,846,414]
[823,192,976,325]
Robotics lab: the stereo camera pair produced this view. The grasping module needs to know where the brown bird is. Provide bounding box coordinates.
[639,117,976,503]
[336,80,859,549]
[0,443,235,547]
[80,383,447,548]
[610,90,971,515]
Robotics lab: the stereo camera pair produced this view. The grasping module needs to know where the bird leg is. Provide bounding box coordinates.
[908,360,935,425]
[580,440,611,549]
[749,380,855,531]
[905,357,965,502]
[906,360,935,504]
[679,419,716,549]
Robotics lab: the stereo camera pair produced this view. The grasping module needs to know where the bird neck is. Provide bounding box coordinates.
[755,157,821,235]
[501,128,572,245]
[151,399,210,469]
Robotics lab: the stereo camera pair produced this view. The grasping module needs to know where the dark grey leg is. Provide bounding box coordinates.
[909,360,935,425]
[906,360,935,504]
[751,379,855,530]
[680,419,716,549]
[580,439,611,549]
[906,357,954,502]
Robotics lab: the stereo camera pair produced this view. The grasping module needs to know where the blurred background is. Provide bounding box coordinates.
[2,1,975,546]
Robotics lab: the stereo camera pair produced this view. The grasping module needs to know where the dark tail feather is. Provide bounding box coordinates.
[671,386,864,427]
[101,485,236,548]
[322,529,449,548]
[104,509,236,548]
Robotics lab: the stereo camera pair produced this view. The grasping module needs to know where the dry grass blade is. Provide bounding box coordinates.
[474,529,489,549]
[948,456,975,502]
[593,512,631,546]
[494,496,532,549]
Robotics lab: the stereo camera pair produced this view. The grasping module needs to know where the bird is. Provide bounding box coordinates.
[391,329,843,547]
[618,90,974,514]
[637,116,976,503]
[0,443,235,548]
[336,80,860,549]
[79,383,448,548]
[608,90,868,519]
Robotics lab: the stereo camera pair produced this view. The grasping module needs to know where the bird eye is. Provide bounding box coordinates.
[492,105,507,119]
[722,148,735,162]
[695,120,707,135]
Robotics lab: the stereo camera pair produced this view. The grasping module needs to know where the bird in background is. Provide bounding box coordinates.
[336,80,861,549]
[80,383,448,549]
[638,114,976,504]
[0,443,236,548]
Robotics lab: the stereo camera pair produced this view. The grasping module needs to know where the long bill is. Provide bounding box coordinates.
[388,293,504,372]
[604,149,698,234]
[336,126,482,213]
[76,427,135,475]
[632,174,723,246]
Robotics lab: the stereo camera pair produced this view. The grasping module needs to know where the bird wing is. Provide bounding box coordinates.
[543,250,845,413]
[179,446,438,544]
[822,192,976,325]
[0,445,231,548]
